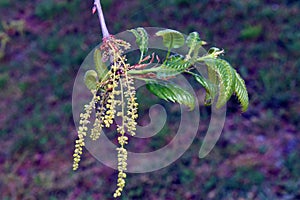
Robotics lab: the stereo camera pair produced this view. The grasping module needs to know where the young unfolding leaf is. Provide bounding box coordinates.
[205,58,236,109]
[208,47,221,55]
[94,48,108,81]
[207,47,224,58]
[84,70,98,91]
[156,29,185,49]
[205,66,218,105]
[157,54,191,78]
[233,70,249,112]
[186,32,202,48]
[129,27,148,61]
[164,54,191,71]
[186,32,206,59]
[146,81,195,110]
[191,72,217,106]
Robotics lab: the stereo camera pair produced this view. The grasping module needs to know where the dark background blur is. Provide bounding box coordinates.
[0,0,299,199]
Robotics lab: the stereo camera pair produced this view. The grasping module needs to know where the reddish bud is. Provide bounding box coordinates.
[92,6,97,14]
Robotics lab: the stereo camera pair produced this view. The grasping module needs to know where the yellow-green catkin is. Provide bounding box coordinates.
[90,94,104,140]
[103,81,117,127]
[73,36,138,198]
[73,92,96,170]
[113,77,128,198]
[113,73,138,198]
[110,38,140,198]
[113,147,128,198]
[124,76,138,136]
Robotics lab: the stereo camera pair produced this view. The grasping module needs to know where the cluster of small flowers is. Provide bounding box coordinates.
[113,147,128,198]
[116,125,128,146]
[90,93,105,140]
[103,66,120,128]
[73,93,96,170]
[110,52,138,197]
[112,70,139,198]
[101,35,131,63]
[73,36,138,197]
[124,77,138,136]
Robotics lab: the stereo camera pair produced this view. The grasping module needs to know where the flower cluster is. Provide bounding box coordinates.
[73,93,95,170]
[90,92,105,140]
[112,72,139,197]
[113,147,128,198]
[103,70,119,128]
[101,35,130,63]
[73,36,139,198]
[124,76,138,136]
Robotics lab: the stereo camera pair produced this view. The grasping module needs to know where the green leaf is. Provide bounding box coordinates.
[191,72,217,105]
[157,55,191,78]
[205,61,219,105]
[94,48,108,81]
[84,70,98,90]
[205,58,236,109]
[129,27,148,60]
[164,54,191,71]
[233,70,249,112]
[186,32,207,62]
[146,81,195,110]
[156,29,185,49]
[207,47,221,55]
[186,32,202,48]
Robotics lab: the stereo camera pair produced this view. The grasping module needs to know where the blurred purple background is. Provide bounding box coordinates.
[0,0,299,199]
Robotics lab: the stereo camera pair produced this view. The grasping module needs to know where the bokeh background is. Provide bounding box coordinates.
[1,0,300,199]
